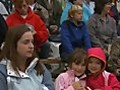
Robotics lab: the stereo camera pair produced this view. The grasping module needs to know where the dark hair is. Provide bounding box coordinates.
[94,0,112,14]
[67,48,88,68]
[0,24,44,75]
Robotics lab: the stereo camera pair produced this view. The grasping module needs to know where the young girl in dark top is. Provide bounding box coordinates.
[60,5,91,62]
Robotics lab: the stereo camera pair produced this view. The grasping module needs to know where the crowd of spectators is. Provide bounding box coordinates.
[0,0,120,90]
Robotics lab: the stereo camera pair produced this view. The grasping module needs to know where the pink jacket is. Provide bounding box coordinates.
[55,70,86,90]
[87,47,120,90]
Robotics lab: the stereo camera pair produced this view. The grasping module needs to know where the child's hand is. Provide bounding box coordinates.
[72,81,85,90]
[94,89,101,90]
[49,25,58,34]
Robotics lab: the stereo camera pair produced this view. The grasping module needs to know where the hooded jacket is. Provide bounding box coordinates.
[86,47,120,90]
[0,58,55,90]
[61,20,91,54]
[6,8,48,48]
[55,70,86,90]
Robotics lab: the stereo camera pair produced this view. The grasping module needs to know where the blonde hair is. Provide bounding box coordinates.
[68,5,82,19]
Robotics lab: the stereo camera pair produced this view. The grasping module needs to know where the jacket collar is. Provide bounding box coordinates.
[66,69,87,80]
[94,14,110,23]
[69,20,85,28]
[7,58,39,78]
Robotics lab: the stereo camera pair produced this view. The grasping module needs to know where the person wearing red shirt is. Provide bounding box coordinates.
[6,0,49,52]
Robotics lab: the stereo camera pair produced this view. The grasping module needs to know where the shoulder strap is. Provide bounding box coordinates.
[102,71,110,86]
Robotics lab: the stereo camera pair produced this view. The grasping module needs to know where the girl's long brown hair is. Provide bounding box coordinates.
[0,24,44,75]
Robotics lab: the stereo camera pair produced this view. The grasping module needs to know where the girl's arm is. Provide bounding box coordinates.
[102,73,120,90]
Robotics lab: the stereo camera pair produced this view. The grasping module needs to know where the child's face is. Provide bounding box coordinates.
[14,0,28,15]
[88,57,102,74]
[71,62,86,76]
[72,10,82,22]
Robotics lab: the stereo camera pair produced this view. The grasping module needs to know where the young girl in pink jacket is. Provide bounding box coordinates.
[86,47,120,90]
[55,48,89,90]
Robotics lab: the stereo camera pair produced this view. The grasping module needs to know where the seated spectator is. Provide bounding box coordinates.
[60,5,91,62]
[0,24,54,90]
[87,0,117,56]
[6,0,49,57]
[37,0,62,38]
[33,0,63,59]
[107,38,120,81]
[86,47,120,90]
[55,48,88,90]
